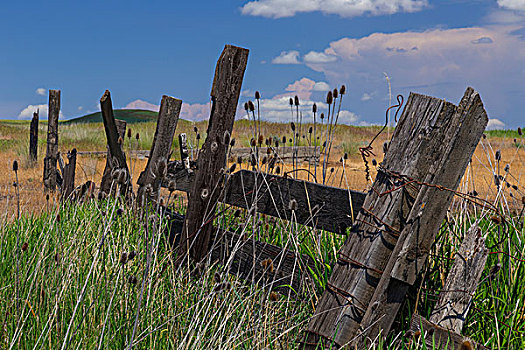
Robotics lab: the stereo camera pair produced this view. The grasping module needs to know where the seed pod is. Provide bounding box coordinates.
[223,130,231,146]
[194,126,198,133]
[291,122,295,132]
[490,215,501,224]
[244,102,249,111]
[196,133,201,140]
[262,156,267,165]
[21,242,28,251]
[339,85,346,95]
[250,154,256,167]
[344,153,348,160]
[230,138,236,147]
[237,156,243,164]
[135,132,140,140]
[326,91,333,105]
[330,167,334,173]
[276,166,281,175]
[522,196,525,205]
[294,95,299,106]
[308,126,312,134]
[127,128,132,138]
[255,91,260,100]
[320,113,325,120]
[234,209,241,218]
[251,138,256,147]
[504,164,510,172]
[518,127,522,136]
[282,136,286,144]
[258,134,264,146]
[248,100,255,112]
[372,159,377,166]
[333,88,338,99]
[46,194,49,201]
[229,163,237,173]
[13,160,18,172]
[495,150,501,161]
[313,103,317,113]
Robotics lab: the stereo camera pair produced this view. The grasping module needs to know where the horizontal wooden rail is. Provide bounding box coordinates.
[163,167,366,234]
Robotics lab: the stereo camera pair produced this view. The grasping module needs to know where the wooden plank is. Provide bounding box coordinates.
[429,224,488,333]
[409,314,489,350]
[137,95,182,201]
[61,149,77,201]
[43,90,60,191]
[179,45,249,262]
[162,167,366,233]
[305,90,472,347]
[354,88,488,347]
[179,133,190,170]
[29,110,39,162]
[99,119,127,196]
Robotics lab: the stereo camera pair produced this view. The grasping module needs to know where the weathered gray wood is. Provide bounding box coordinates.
[210,229,322,296]
[29,110,39,162]
[43,90,60,191]
[61,149,77,201]
[179,45,249,262]
[429,225,488,333]
[100,119,127,195]
[179,133,190,170]
[409,314,489,350]
[162,168,366,233]
[137,95,182,201]
[354,88,488,347]
[306,89,487,347]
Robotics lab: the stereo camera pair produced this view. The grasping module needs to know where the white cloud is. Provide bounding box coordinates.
[124,99,159,111]
[361,92,373,101]
[304,51,337,63]
[272,50,301,64]
[313,81,331,91]
[241,0,428,19]
[18,104,64,120]
[486,118,505,130]
[36,88,46,96]
[78,106,83,111]
[498,0,525,11]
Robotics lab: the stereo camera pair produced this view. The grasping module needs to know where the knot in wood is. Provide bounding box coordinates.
[201,188,209,200]
[211,141,219,153]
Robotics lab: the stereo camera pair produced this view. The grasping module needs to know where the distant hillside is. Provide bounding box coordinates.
[63,109,157,124]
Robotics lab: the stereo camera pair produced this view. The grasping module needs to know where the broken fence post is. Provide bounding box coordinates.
[100,119,127,196]
[43,90,60,191]
[61,148,77,201]
[29,110,39,162]
[305,88,488,348]
[178,44,249,263]
[137,95,182,203]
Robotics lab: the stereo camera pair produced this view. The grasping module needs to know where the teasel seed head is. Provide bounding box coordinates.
[372,159,377,166]
[333,88,338,99]
[309,126,313,134]
[276,166,281,175]
[320,113,325,120]
[244,102,249,111]
[194,126,198,133]
[21,242,28,252]
[196,133,201,140]
[312,103,317,113]
[518,127,522,136]
[135,132,140,140]
[294,95,299,106]
[234,209,241,218]
[326,91,333,105]
[282,136,286,144]
[250,154,257,167]
[255,91,260,100]
[269,292,279,302]
[229,163,237,173]
[504,164,510,172]
[490,215,501,224]
[127,128,132,138]
[344,153,348,160]
[237,156,243,164]
[288,199,298,211]
[230,138,236,147]
[251,138,256,147]
[258,134,264,146]
[46,193,49,201]
[495,150,501,161]
[248,100,255,112]
[262,156,267,165]
[290,122,295,132]
[339,85,346,95]
[289,97,293,106]
[13,160,18,172]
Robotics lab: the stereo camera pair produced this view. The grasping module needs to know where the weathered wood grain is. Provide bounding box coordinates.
[409,314,489,350]
[306,90,479,347]
[43,90,60,191]
[100,119,127,195]
[137,95,182,201]
[429,225,488,333]
[179,45,249,262]
[354,88,488,347]
[29,110,39,162]
[61,149,77,201]
[179,133,190,170]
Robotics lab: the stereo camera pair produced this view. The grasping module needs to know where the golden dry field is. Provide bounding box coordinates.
[0,118,523,219]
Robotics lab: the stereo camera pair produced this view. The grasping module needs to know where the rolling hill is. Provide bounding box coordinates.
[63,109,158,124]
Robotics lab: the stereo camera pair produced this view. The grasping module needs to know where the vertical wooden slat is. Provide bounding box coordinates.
[179,45,249,262]
[29,110,39,162]
[43,90,60,191]
[61,149,77,201]
[100,119,127,196]
[137,95,182,201]
[179,133,190,170]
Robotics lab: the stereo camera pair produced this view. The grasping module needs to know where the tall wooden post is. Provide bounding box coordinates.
[43,90,60,191]
[137,95,182,202]
[29,110,39,162]
[305,88,488,348]
[100,119,127,196]
[179,45,249,263]
[99,91,131,197]
[61,149,77,201]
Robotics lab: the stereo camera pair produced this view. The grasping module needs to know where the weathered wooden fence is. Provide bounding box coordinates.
[35,44,491,348]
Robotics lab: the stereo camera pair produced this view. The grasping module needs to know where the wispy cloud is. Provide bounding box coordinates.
[124,99,211,121]
[18,104,64,120]
[498,0,525,11]
[272,50,301,64]
[241,0,428,19]
[36,88,46,96]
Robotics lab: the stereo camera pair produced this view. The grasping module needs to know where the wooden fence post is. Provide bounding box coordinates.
[408,224,489,349]
[29,110,39,162]
[43,90,60,191]
[137,95,182,202]
[99,90,131,197]
[305,88,488,348]
[178,45,249,263]
[100,119,126,196]
[61,148,77,201]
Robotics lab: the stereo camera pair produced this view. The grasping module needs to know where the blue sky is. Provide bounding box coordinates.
[1,0,524,128]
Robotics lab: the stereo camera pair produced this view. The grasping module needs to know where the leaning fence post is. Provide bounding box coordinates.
[29,110,39,162]
[43,90,60,191]
[100,119,127,196]
[178,44,249,263]
[137,95,182,203]
[304,88,488,348]
[99,90,131,197]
